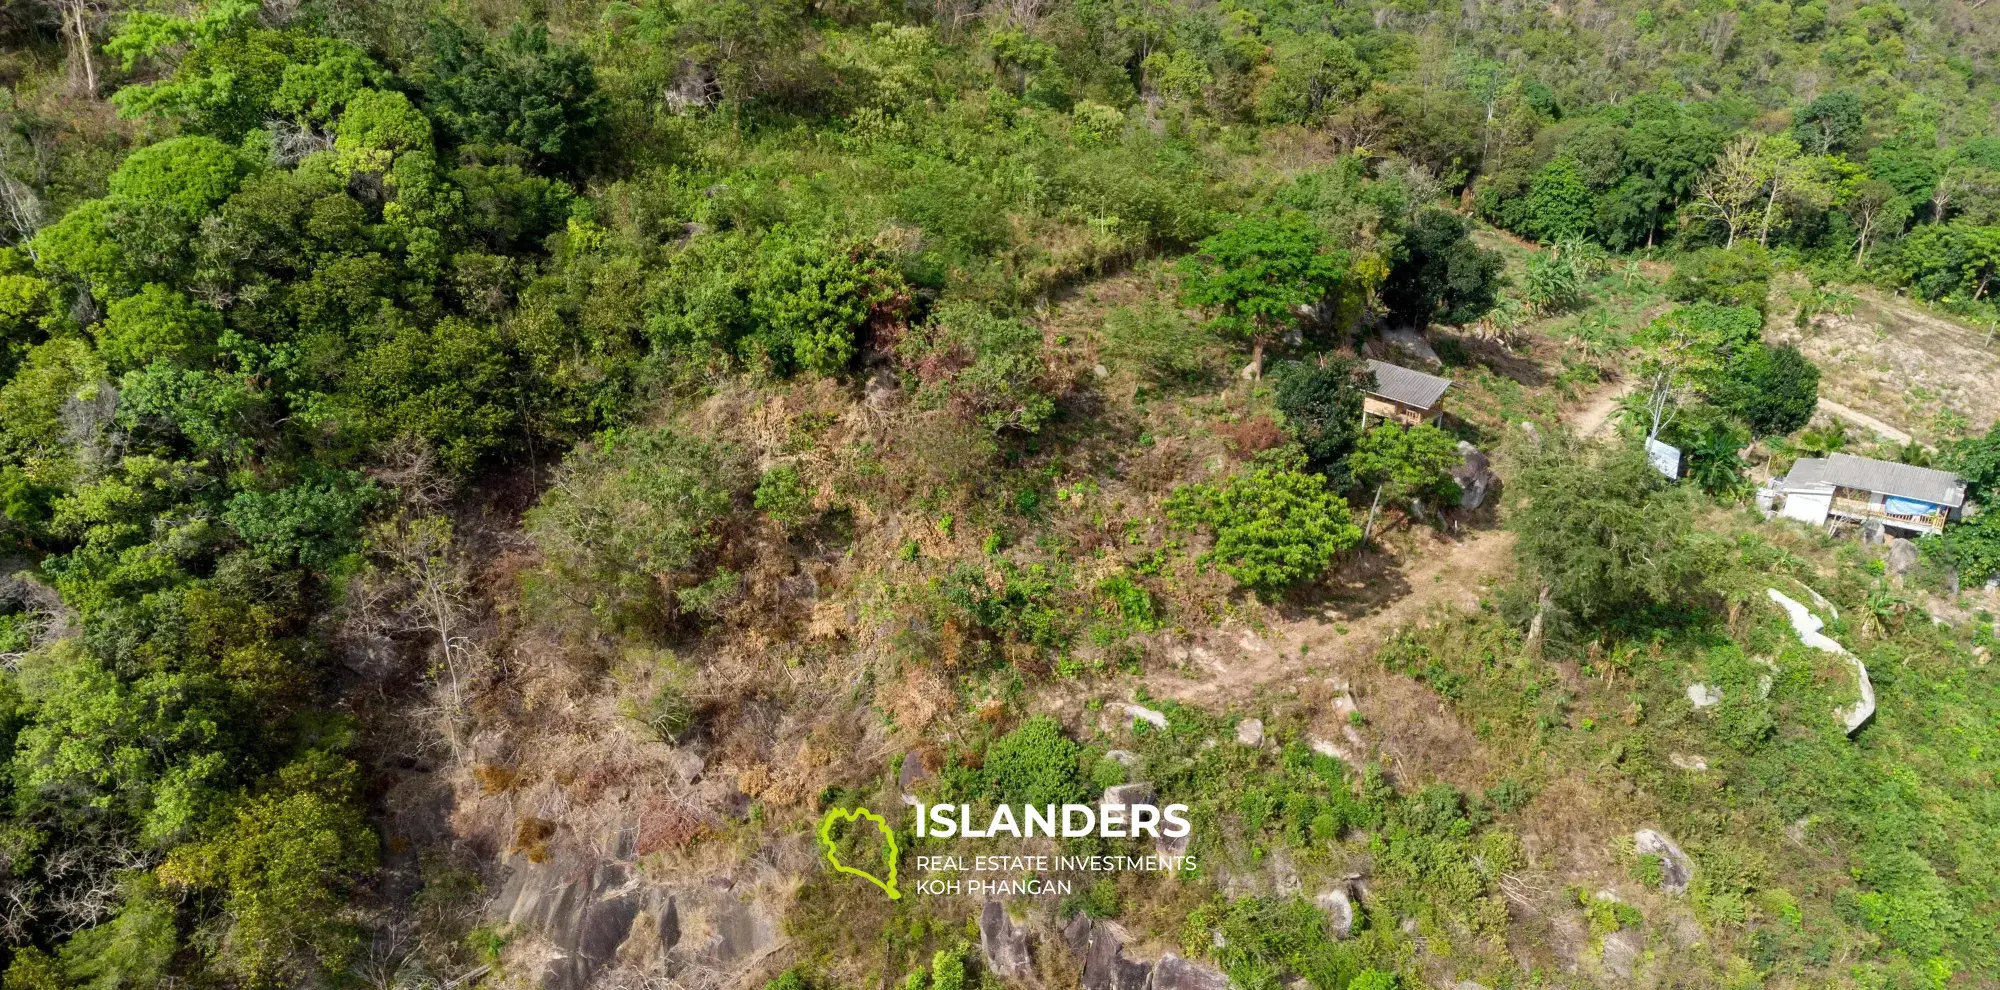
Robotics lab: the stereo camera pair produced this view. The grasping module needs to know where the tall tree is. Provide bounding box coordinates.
[1177,213,1345,377]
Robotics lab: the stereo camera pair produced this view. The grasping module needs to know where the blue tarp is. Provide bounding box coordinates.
[1884,496,1940,517]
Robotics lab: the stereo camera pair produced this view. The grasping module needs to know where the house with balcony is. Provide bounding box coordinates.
[1361,359,1452,428]
[1774,453,1967,537]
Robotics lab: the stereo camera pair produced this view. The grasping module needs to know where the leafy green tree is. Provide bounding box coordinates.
[527,426,742,626]
[60,874,178,990]
[1665,245,1772,314]
[1661,408,1749,495]
[1942,420,2000,506]
[158,752,376,985]
[1177,214,1345,377]
[1522,157,1594,243]
[1256,33,1370,127]
[747,231,907,376]
[1349,423,1463,517]
[1633,303,1762,440]
[1919,511,2000,585]
[1896,222,2000,303]
[96,284,222,372]
[1271,358,1372,482]
[1380,209,1503,328]
[106,137,253,217]
[224,471,380,572]
[340,317,517,473]
[1510,436,1714,634]
[1166,468,1361,595]
[1791,91,1865,157]
[415,21,605,173]
[1711,343,1819,437]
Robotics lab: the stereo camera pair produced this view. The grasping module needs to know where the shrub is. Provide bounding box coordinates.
[1271,358,1372,482]
[1710,343,1819,437]
[1348,423,1464,511]
[746,230,908,376]
[1509,436,1716,628]
[1101,301,1218,386]
[754,464,813,526]
[899,303,1059,435]
[1177,213,1345,373]
[983,715,1085,806]
[1380,208,1503,328]
[1666,246,1772,315]
[224,471,380,572]
[929,950,966,990]
[527,427,741,625]
[1166,469,1361,595]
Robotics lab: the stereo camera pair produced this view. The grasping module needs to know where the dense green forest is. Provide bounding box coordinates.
[0,0,1997,988]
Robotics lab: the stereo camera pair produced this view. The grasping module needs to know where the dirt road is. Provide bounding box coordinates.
[1817,397,1914,446]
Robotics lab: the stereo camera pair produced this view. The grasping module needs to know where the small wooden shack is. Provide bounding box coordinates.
[1361,359,1452,428]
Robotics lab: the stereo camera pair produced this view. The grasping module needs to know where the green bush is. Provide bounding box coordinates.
[746,230,908,376]
[983,715,1086,806]
[1710,343,1819,438]
[1666,246,1773,315]
[527,427,741,626]
[898,303,1058,435]
[754,464,814,526]
[1166,469,1361,595]
[1271,358,1372,482]
[1101,301,1218,386]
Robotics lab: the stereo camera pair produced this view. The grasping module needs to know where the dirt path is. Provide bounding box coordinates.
[1817,396,1914,446]
[1571,380,1630,439]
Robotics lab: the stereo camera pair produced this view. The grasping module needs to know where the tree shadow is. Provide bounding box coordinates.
[1435,330,1552,389]
[1277,546,1415,623]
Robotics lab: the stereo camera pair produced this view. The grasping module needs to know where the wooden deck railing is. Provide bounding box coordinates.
[1829,496,1947,531]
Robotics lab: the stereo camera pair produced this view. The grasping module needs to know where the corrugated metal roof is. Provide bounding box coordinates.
[1782,453,1966,507]
[1364,359,1452,410]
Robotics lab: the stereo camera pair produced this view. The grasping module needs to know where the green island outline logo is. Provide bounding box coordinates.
[817,806,901,900]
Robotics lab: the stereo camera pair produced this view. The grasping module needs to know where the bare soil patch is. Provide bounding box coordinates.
[1780,291,2000,442]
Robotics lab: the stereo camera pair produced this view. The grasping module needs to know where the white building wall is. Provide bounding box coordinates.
[1781,487,1833,526]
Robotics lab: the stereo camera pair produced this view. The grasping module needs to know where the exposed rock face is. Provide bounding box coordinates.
[1234,719,1264,748]
[1151,954,1230,990]
[1101,783,1157,811]
[1314,884,1356,939]
[1767,588,1875,734]
[1105,750,1141,769]
[1072,918,1152,990]
[487,849,779,990]
[1601,929,1642,979]
[1886,538,1919,577]
[1686,683,1723,709]
[899,754,931,806]
[979,902,1033,979]
[1125,705,1169,730]
[1063,916,1228,990]
[1634,829,1693,895]
[1451,442,1499,510]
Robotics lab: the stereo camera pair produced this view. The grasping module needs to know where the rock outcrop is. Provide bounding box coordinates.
[1063,916,1230,990]
[487,846,779,990]
[1451,442,1499,510]
[1633,828,1693,895]
[1234,719,1264,748]
[1314,881,1357,939]
[1767,588,1875,734]
[979,902,1033,979]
